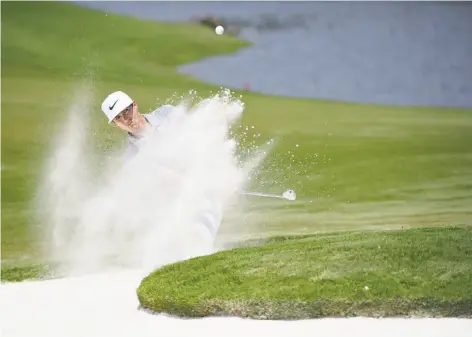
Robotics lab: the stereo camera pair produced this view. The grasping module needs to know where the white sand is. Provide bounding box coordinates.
[1,269,471,337]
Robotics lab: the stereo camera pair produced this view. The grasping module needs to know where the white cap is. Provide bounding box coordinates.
[101,91,133,123]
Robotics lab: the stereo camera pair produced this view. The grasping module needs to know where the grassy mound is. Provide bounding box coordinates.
[2,2,472,277]
[137,225,472,319]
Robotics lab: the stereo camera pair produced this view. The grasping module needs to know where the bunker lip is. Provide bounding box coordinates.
[1,270,471,337]
[136,226,472,320]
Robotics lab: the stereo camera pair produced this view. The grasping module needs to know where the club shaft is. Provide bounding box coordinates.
[241,191,284,199]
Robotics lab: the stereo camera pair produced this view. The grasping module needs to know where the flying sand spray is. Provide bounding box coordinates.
[36,84,296,276]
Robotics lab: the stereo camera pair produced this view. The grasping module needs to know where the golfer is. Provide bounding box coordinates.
[100,90,222,249]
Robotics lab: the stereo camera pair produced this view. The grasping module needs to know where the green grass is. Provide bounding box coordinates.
[0,264,55,283]
[1,0,472,289]
[137,225,472,319]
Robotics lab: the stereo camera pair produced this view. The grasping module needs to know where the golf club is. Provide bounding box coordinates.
[240,189,296,201]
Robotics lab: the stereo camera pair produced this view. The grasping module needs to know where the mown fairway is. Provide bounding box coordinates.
[2,1,471,274]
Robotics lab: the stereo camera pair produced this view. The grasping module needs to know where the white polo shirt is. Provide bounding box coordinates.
[124,104,175,160]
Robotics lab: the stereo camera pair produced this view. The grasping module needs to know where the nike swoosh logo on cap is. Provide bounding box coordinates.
[109,99,118,110]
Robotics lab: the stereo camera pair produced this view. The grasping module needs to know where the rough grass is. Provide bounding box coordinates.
[137,225,472,319]
[2,2,472,274]
[0,264,55,283]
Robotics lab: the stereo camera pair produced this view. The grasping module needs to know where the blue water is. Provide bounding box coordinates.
[77,1,472,108]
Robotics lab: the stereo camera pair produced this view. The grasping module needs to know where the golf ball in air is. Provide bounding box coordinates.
[215,25,224,35]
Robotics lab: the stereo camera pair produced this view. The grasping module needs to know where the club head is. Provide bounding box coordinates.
[282,189,296,201]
